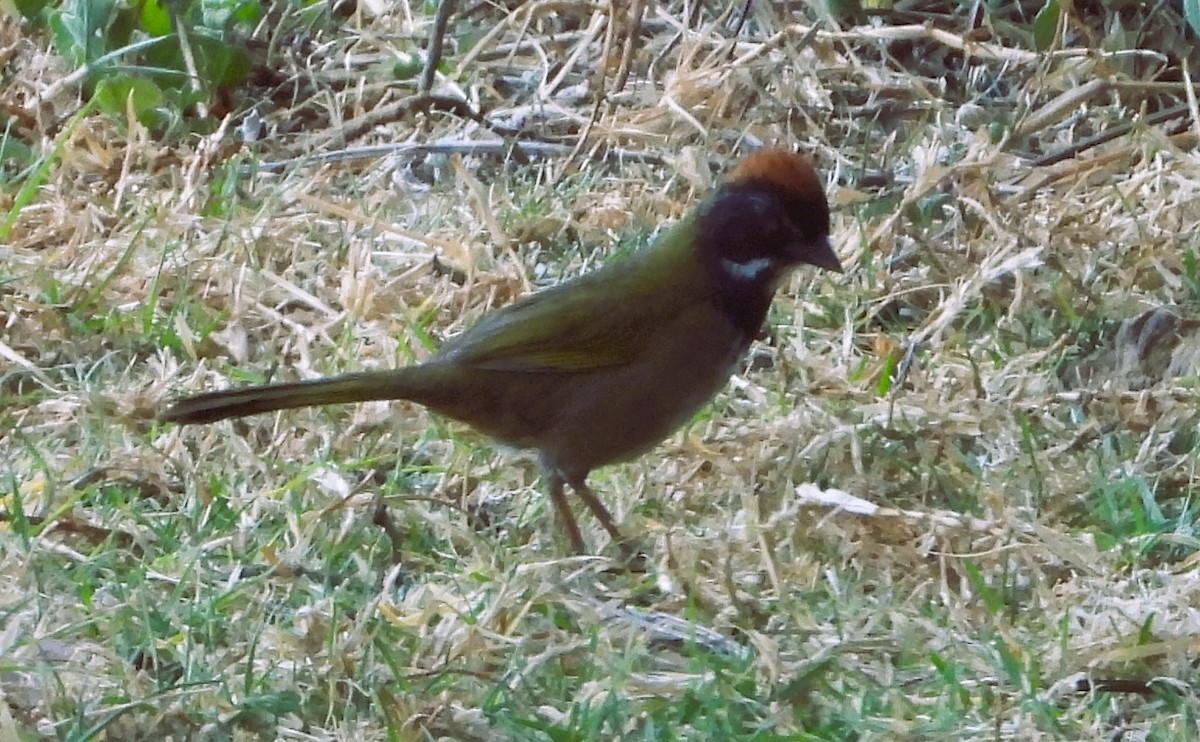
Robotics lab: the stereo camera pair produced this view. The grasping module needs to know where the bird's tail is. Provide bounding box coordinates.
[160,369,430,425]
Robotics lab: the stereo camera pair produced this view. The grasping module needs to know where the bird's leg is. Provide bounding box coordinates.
[546,471,587,554]
[567,476,624,543]
[565,474,649,567]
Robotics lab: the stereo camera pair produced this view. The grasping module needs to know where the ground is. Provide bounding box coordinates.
[2,2,1199,739]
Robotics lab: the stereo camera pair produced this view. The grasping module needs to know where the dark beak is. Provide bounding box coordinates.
[803,235,844,274]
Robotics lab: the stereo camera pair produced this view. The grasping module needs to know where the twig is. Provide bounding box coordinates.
[421,0,458,93]
[302,93,487,150]
[1011,78,1112,139]
[613,0,645,95]
[253,138,667,174]
[1030,102,1190,167]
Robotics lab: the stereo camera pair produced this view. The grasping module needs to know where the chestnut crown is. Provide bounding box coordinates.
[694,149,841,291]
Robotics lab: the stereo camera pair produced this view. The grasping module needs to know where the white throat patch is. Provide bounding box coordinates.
[721,257,775,282]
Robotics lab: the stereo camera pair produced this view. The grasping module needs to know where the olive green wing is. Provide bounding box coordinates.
[436,273,658,372]
[435,217,701,373]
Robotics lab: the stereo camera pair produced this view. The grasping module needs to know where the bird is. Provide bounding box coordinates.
[161,148,843,555]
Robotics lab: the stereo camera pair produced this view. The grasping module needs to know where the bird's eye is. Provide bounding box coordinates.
[745,193,786,233]
[750,194,775,219]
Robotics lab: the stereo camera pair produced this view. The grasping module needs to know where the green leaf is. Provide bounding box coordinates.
[140,0,172,36]
[201,0,238,29]
[13,0,51,22]
[962,560,1004,614]
[393,52,423,81]
[233,1,264,25]
[47,9,88,66]
[876,350,895,396]
[1033,0,1060,52]
[49,0,119,65]
[1186,0,1200,39]
[0,136,35,173]
[94,76,166,129]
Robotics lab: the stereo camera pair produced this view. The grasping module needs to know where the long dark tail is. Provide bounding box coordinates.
[160,369,430,425]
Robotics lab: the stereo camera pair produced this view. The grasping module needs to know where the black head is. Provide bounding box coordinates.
[694,150,842,331]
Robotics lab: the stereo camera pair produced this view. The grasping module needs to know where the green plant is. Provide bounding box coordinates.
[17,0,261,133]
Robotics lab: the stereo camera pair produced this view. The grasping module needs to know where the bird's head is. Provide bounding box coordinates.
[696,149,842,295]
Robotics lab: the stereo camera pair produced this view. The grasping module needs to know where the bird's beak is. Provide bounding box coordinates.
[802,235,844,274]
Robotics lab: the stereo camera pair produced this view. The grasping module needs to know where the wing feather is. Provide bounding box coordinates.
[435,220,701,373]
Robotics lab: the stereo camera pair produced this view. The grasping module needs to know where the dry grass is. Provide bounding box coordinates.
[3,1,1200,738]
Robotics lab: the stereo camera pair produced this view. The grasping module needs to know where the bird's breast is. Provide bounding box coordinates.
[537,300,753,476]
